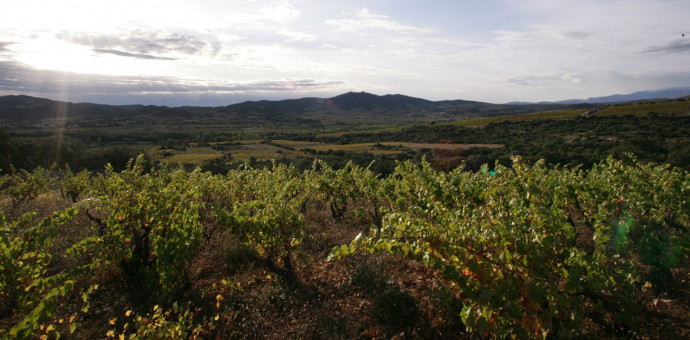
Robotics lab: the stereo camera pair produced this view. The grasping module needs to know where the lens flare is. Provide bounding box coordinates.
[614,214,634,250]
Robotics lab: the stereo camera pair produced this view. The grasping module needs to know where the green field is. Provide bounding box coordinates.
[148,140,506,165]
[158,153,223,164]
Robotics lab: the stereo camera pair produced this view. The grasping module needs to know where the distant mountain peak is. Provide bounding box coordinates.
[329,91,431,110]
[552,87,690,104]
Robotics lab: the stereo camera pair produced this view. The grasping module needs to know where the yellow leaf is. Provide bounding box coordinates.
[125,310,132,317]
[109,318,117,325]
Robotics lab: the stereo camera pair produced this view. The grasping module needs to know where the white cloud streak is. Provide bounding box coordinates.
[325,8,438,34]
[644,40,690,53]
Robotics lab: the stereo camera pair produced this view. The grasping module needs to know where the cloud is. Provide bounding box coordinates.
[0,61,345,106]
[499,69,690,103]
[92,49,176,60]
[507,77,536,86]
[562,73,583,84]
[222,0,300,27]
[326,8,437,34]
[505,73,583,88]
[260,1,300,23]
[556,31,592,40]
[3,1,688,105]
[277,30,317,43]
[0,42,15,52]
[492,30,532,43]
[58,30,220,57]
[644,40,690,53]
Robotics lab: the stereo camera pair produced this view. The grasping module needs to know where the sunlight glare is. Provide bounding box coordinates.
[18,38,168,76]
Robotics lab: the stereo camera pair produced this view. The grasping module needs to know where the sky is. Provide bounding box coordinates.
[0,0,688,106]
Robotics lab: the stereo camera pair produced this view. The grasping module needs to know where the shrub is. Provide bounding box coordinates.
[68,156,205,295]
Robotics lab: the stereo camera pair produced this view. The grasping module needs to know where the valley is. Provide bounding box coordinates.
[1,92,689,174]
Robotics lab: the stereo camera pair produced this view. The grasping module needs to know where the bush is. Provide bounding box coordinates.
[335,157,690,338]
[68,156,205,295]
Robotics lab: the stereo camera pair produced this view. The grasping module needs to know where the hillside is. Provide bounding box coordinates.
[7,87,686,129]
[0,95,144,122]
[0,92,598,127]
[328,92,432,110]
[8,87,686,129]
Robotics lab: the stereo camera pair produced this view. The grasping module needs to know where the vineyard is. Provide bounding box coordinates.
[1,156,689,338]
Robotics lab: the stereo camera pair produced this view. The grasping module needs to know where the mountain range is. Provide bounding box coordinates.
[508,87,690,105]
[1,87,688,125]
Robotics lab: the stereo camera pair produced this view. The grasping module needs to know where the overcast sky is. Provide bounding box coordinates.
[1,0,688,106]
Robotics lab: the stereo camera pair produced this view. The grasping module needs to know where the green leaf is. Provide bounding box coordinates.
[338,244,350,256]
